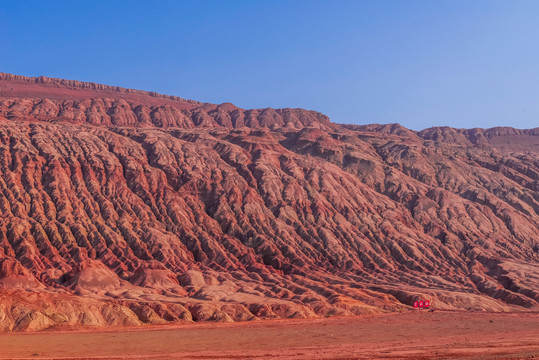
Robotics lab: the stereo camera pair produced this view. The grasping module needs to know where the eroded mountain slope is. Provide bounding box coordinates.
[0,73,537,331]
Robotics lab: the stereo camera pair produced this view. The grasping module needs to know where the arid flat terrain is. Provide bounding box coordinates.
[0,311,537,359]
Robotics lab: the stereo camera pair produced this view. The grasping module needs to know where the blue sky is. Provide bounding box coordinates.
[1,0,538,130]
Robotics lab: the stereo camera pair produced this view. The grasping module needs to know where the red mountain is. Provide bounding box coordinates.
[0,73,537,331]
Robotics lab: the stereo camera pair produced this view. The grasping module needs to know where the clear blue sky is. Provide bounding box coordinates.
[1,0,538,130]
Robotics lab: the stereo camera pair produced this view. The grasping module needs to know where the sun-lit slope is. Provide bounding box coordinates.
[0,73,537,331]
[0,72,331,129]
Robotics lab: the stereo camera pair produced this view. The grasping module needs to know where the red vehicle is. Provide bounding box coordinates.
[413,299,431,309]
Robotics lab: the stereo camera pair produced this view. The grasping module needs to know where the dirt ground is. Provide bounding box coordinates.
[0,310,537,359]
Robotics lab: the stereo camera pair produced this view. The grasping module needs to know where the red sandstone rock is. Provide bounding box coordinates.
[0,73,537,331]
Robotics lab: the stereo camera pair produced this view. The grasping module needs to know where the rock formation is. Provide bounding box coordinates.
[0,73,537,331]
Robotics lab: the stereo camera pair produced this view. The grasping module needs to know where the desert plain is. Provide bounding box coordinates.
[0,310,538,359]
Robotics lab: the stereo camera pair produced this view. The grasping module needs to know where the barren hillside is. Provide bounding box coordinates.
[0,73,537,331]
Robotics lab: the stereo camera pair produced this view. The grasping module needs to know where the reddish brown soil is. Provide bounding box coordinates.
[0,73,537,330]
[0,311,537,359]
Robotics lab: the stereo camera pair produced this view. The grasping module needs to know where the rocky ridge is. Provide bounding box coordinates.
[0,72,331,130]
[0,73,537,331]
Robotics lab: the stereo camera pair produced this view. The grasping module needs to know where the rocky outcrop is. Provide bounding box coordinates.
[0,73,537,331]
[0,73,331,130]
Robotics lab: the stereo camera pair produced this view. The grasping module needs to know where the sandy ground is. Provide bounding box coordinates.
[0,311,537,359]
